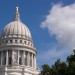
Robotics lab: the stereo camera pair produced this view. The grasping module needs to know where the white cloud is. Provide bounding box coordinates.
[40,3,75,49]
[38,3,75,67]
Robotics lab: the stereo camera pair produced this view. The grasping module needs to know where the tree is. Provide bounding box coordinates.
[51,59,67,75]
[41,64,50,75]
[67,50,75,75]
[41,50,75,75]
[41,59,67,75]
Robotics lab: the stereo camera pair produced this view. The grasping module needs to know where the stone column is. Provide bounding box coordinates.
[24,51,26,65]
[34,55,36,69]
[12,50,14,65]
[31,53,33,67]
[22,51,25,65]
[1,51,3,66]
[17,50,19,65]
[6,50,8,65]
[27,52,30,66]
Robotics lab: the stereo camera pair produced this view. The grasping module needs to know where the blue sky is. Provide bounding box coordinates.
[0,0,75,69]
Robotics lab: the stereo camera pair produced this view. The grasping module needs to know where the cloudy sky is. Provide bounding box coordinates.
[0,0,75,68]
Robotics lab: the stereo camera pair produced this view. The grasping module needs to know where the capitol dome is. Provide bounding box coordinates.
[1,21,31,38]
[1,7,31,39]
[0,7,40,75]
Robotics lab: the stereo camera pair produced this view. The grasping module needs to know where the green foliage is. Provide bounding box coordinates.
[41,50,75,75]
[41,64,50,75]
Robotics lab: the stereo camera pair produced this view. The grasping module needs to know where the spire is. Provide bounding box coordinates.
[14,6,21,21]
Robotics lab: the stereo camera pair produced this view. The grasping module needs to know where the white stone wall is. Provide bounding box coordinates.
[0,66,40,75]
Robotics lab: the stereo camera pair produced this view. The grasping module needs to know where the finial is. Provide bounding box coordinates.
[16,6,18,12]
[14,6,21,21]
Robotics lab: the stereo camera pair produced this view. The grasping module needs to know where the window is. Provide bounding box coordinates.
[20,40,22,43]
[19,57,22,65]
[9,57,11,65]
[24,41,26,44]
[6,40,8,43]
[10,40,12,43]
[15,40,17,43]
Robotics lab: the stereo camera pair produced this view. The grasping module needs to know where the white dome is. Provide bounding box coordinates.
[1,21,31,38]
[1,7,32,38]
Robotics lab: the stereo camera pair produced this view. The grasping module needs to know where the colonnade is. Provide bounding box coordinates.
[0,50,36,68]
